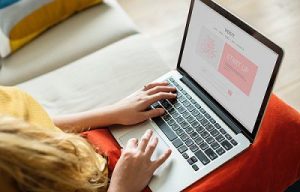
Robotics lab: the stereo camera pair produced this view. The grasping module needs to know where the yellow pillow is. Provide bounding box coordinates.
[0,0,102,58]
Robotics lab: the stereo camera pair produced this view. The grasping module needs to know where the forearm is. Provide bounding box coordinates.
[53,105,119,133]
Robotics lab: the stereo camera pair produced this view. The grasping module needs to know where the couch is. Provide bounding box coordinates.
[0,0,169,117]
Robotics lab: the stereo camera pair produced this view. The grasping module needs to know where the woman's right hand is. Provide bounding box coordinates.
[108,129,172,192]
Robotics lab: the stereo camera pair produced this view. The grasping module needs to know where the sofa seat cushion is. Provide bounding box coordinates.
[17,34,170,116]
[0,0,138,86]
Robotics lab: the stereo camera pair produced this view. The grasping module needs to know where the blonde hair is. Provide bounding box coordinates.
[0,115,108,192]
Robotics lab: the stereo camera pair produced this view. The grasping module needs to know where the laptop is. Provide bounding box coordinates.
[110,0,284,191]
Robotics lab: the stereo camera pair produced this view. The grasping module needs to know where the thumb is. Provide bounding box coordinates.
[144,108,165,119]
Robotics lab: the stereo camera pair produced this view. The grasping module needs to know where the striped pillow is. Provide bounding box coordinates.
[0,0,102,58]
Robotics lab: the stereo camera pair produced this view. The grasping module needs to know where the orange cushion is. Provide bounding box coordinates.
[82,94,300,191]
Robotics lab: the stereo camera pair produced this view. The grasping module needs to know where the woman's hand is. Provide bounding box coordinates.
[108,129,172,192]
[111,82,176,125]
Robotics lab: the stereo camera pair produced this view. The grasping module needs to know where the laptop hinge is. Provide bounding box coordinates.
[180,76,241,135]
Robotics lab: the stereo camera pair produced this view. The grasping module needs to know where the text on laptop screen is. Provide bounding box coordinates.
[180,1,279,133]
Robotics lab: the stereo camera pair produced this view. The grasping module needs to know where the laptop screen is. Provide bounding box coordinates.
[180,0,279,134]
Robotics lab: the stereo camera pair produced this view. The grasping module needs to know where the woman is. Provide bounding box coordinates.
[0,82,176,192]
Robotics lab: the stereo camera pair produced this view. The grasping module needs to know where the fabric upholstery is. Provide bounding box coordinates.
[18,34,169,116]
[0,0,102,58]
[0,0,138,85]
[83,94,300,192]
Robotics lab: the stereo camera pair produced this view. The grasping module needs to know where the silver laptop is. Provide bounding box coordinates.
[111,0,284,191]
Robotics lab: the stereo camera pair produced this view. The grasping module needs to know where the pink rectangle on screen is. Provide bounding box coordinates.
[218,43,258,96]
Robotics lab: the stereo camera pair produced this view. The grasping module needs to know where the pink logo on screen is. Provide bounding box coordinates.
[218,43,258,96]
[199,36,216,60]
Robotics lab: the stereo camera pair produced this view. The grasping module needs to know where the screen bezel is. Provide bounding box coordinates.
[177,0,284,142]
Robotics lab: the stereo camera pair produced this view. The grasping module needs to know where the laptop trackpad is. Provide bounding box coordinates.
[118,126,172,175]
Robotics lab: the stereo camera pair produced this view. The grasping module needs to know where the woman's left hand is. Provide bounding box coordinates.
[111,82,176,125]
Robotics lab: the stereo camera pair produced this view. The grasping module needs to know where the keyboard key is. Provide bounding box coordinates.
[209,119,216,124]
[182,152,189,159]
[195,114,204,121]
[177,85,183,91]
[186,94,192,99]
[195,150,210,165]
[204,113,211,119]
[199,142,209,150]
[205,148,218,160]
[182,111,190,118]
[191,156,198,163]
[191,110,200,116]
[178,106,186,113]
[214,123,221,129]
[211,129,220,137]
[200,108,206,113]
[152,102,161,109]
[180,121,189,129]
[195,103,201,109]
[185,138,194,146]
[178,97,186,103]
[176,129,184,136]
[171,124,180,131]
[206,136,215,144]
[169,78,175,82]
[200,118,209,126]
[187,105,196,112]
[186,127,194,134]
[154,118,177,141]
[167,119,176,126]
[190,99,196,104]
[183,100,191,107]
[191,121,200,128]
[169,108,176,114]
[205,124,214,131]
[163,114,171,121]
[195,126,205,133]
[187,158,194,165]
[221,140,233,150]
[172,138,183,148]
[225,134,232,140]
[180,133,189,141]
[230,139,238,146]
[192,164,199,171]
[200,131,210,139]
[182,90,187,95]
[190,144,199,152]
[187,116,196,123]
[216,135,225,142]
[195,137,204,145]
[176,116,184,124]
[161,100,171,108]
[178,145,188,153]
[211,142,220,150]
[220,128,226,134]
[191,132,199,139]
[174,103,181,109]
[216,147,225,155]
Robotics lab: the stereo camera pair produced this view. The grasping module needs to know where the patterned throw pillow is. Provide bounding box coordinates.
[0,0,102,58]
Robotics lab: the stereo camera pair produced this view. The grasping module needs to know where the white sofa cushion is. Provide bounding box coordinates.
[0,0,138,86]
[18,34,170,116]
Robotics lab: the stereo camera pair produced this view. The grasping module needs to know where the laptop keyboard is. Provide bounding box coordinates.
[152,78,238,171]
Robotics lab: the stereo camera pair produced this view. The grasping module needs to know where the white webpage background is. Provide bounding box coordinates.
[181,1,278,133]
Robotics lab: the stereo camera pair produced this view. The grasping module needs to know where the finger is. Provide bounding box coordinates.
[138,129,153,152]
[146,92,177,106]
[143,82,169,91]
[152,149,172,170]
[126,138,138,149]
[145,137,159,157]
[146,86,176,95]
[143,108,165,119]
